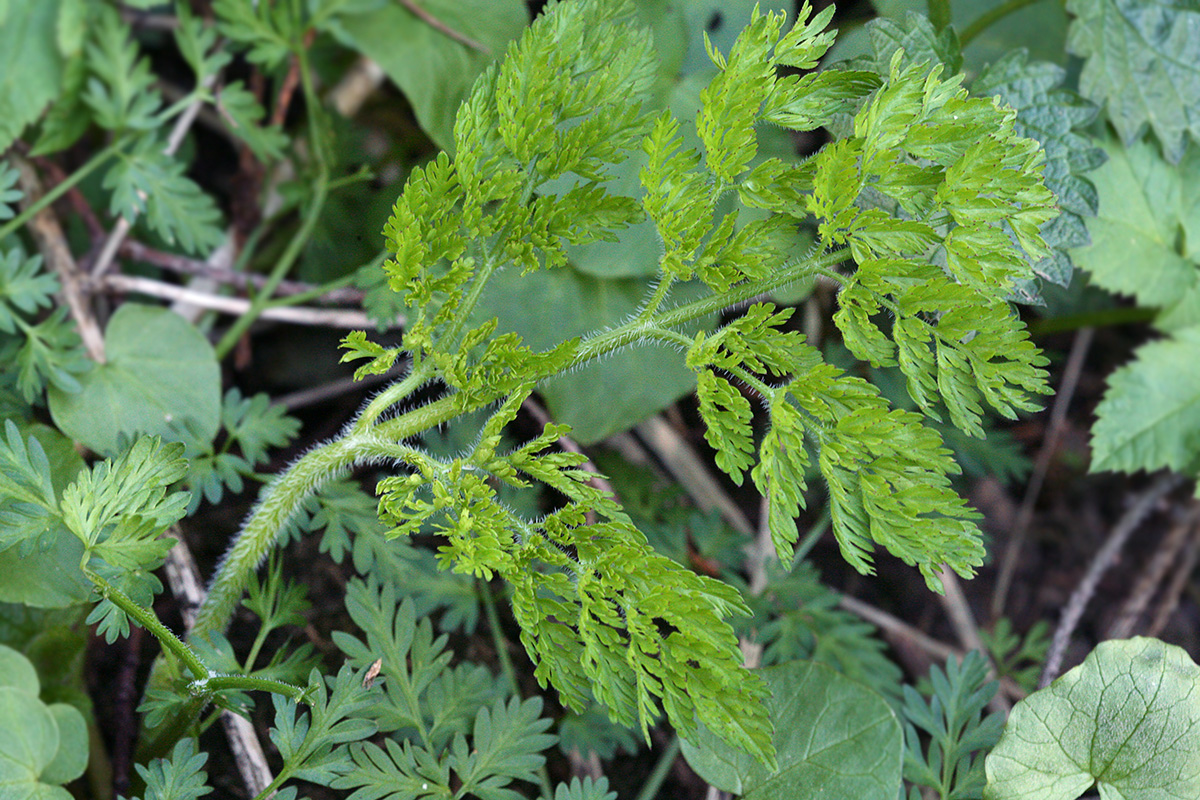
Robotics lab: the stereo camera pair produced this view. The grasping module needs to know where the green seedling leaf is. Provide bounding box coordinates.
[680,660,903,799]
[0,421,89,608]
[48,304,221,457]
[130,738,211,800]
[1067,0,1200,164]
[1071,134,1200,333]
[0,0,64,152]
[985,637,1200,800]
[103,138,224,254]
[1090,326,1200,476]
[325,0,527,151]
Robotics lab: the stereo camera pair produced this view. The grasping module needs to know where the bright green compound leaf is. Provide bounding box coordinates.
[680,661,903,800]
[0,645,86,800]
[48,304,221,456]
[325,0,527,152]
[985,637,1200,800]
[1071,134,1200,333]
[0,0,64,153]
[1066,0,1200,164]
[1090,326,1200,476]
[478,267,713,444]
[973,50,1104,291]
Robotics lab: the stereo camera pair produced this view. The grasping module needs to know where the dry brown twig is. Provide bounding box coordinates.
[1040,472,1186,688]
[1107,500,1200,639]
[12,155,107,360]
[992,326,1094,620]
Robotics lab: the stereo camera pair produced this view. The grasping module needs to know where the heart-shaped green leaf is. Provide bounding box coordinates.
[681,660,903,799]
[48,303,220,456]
[985,637,1200,800]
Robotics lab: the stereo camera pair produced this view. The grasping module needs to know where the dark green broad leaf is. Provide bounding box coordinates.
[325,0,528,152]
[985,637,1200,800]
[0,645,87,800]
[827,1,1067,84]
[0,0,65,153]
[476,268,715,445]
[48,303,221,456]
[680,660,903,800]
[1071,134,1200,333]
[1090,326,1200,477]
[973,50,1105,290]
[1067,0,1200,164]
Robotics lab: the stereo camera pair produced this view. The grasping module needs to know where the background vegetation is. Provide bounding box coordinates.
[2,1,1200,799]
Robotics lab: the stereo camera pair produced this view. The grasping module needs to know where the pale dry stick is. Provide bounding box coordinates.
[120,239,366,303]
[275,363,408,412]
[13,156,107,360]
[331,57,387,118]
[633,416,756,537]
[839,594,1028,701]
[1039,472,1186,688]
[1107,502,1200,639]
[92,77,212,280]
[162,528,275,797]
[399,0,491,53]
[100,273,397,329]
[1147,520,1200,638]
[936,567,1010,714]
[839,593,958,663]
[992,326,1094,619]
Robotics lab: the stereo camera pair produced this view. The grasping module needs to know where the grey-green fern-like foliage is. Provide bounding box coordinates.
[342,0,1057,765]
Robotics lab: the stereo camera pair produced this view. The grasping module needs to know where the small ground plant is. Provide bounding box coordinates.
[2,1,1200,799]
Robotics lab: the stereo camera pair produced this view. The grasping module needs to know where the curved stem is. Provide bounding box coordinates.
[201,673,308,701]
[960,0,1044,46]
[0,139,128,241]
[84,568,208,681]
[353,364,435,433]
[189,432,375,643]
[573,247,848,367]
[926,0,952,30]
[635,736,681,800]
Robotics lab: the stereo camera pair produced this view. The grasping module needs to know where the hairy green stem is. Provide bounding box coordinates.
[189,432,379,643]
[354,364,435,433]
[201,673,307,701]
[960,0,1045,46]
[84,568,209,680]
[575,247,848,365]
[0,139,128,241]
[926,0,952,30]
[635,736,681,800]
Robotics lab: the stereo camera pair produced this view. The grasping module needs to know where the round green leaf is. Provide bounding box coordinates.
[48,303,220,456]
[0,534,89,608]
[0,645,38,694]
[985,637,1200,800]
[38,703,87,785]
[681,660,903,800]
[0,688,58,786]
